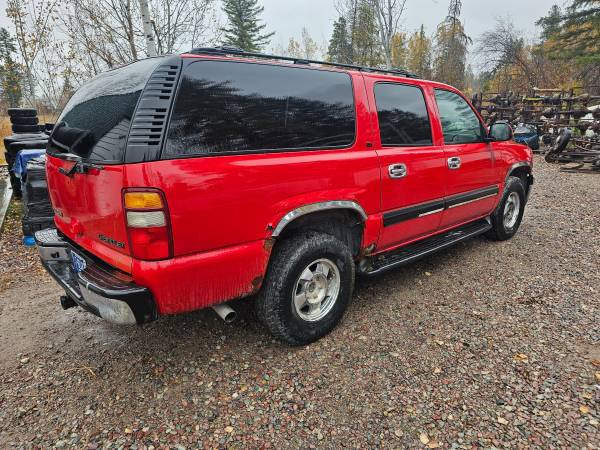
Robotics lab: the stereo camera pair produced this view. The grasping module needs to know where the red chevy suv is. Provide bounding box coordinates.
[36,48,533,345]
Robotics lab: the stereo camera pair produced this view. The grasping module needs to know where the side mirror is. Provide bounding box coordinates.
[489,122,513,142]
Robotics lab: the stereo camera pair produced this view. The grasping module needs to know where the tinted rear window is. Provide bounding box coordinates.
[374,83,432,146]
[48,57,163,163]
[164,60,356,157]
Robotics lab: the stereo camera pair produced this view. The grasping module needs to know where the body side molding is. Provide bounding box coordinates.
[271,201,368,237]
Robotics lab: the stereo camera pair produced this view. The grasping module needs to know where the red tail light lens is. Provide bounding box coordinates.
[123,189,173,260]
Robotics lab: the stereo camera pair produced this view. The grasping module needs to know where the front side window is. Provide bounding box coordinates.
[374,83,432,146]
[434,89,483,144]
[164,61,356,156]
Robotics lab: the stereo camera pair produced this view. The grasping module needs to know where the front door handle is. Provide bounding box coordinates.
[447,157,461,170]
[388,163,407,179]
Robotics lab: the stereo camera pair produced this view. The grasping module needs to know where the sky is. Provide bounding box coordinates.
[0,0,558,62]
[261,0,557,55]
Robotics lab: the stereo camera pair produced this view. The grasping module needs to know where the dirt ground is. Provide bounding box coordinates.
[0,155,599,449]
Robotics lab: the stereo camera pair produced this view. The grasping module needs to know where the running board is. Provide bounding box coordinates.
[361,219,491,276]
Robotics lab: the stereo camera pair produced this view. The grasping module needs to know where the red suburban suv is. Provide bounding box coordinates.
[37,48,533,345]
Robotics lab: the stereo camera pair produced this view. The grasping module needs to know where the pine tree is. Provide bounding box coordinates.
[0,27,22,108]
[433,0,471,89]
[351,1,382,66]
[536,5,562,40]
[328,17,352,63]
[406,25,432,78]
[220,0,274,52]
[548,0,600,64]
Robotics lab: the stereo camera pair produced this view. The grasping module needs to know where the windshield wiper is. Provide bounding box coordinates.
[57,153,104,177]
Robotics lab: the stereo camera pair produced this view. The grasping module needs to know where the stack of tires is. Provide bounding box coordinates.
[8,108,40,134]
[3,108,49,198]
[21,155,55,236]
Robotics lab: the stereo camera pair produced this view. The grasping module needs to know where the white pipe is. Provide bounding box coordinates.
[211,303,237,324]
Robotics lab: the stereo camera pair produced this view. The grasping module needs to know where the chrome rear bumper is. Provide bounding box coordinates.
[35,229,156,324]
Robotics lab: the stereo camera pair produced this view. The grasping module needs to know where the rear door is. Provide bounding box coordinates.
[46,57,165,272]
[433,89,498,229]
[364,77,447,250]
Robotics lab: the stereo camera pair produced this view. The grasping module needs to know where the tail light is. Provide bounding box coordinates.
[123,189,173,260]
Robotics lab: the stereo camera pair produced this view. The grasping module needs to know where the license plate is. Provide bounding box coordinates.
[70,251,87,273]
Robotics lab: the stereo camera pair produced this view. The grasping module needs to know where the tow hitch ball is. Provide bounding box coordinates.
[60,295,77,310]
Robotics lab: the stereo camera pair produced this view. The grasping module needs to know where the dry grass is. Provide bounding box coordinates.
[0,116,11,164]
[0,114,55,165]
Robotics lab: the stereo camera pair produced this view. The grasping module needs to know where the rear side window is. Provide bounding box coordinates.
[374,83,432,146]
[434,89,484,144]
[48,57,163,163]
[164,61,356,156]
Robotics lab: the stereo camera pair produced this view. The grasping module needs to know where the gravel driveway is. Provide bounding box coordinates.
[0,155,599,448]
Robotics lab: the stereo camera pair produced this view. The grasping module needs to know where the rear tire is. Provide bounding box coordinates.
[485,176,526,241]
[255,232,354,345]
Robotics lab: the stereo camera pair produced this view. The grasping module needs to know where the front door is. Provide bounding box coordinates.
[366,78,447,251]
[433,89,498,229]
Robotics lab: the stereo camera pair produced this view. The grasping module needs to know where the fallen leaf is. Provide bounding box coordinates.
[124,428,132,434]
[435,340,444,346]
[595,371,600,382]
[497,417,509,425]
[590,359,600,367]
[427,441,440,449]
[224,426,234,433]
[580,405,590,415]
[514,353,529,362]
[434,367,442,374]
[419,432,430,445]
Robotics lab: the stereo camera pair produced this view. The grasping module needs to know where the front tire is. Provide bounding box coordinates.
[256,232,355,345]
[485,176,526,241]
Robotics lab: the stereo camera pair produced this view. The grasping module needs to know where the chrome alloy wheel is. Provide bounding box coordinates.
[292,258,341,322]
[503,192,521,229]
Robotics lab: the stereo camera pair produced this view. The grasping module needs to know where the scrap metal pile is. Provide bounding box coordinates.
[472,88,600,171]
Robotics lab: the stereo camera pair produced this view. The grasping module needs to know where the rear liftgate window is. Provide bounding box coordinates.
[164,61,356,156]
[48,57,163,163]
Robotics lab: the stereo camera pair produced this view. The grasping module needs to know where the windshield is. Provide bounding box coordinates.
[48,57,163,163]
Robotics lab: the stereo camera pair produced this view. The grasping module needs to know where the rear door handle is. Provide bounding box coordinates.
[388,163,407,179]
[447,157,461,170]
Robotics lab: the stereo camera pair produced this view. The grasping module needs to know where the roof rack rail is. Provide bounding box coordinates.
[188,46,419,79]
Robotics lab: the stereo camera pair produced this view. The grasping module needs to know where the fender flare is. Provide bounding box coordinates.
[271,200,368,237]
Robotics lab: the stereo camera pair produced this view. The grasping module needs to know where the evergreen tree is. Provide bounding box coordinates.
[548,0,600,64]
[433,0,471,89]
[351,1,382,66]
[536,5,562,40]
[328,17,352,63]
[406,25,432,78]
[0,27,22,108]
[220,0,274,52]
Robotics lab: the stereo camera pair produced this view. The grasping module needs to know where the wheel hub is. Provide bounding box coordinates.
[293,258,341,322]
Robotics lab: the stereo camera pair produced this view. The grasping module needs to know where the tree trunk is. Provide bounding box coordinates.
[139,0,157,57]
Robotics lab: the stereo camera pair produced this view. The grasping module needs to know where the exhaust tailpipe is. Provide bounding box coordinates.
[211,303,237,324]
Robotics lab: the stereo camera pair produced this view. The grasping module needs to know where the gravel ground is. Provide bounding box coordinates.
[0,155,599,449]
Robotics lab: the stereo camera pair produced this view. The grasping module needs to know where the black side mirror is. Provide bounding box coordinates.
[489,122,513,142]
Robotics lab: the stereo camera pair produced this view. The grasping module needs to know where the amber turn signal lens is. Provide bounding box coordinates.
[124,192,163,209]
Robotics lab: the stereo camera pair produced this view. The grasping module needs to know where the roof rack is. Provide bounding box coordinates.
[188,46,419,79]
